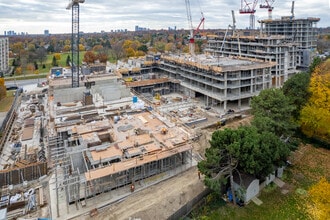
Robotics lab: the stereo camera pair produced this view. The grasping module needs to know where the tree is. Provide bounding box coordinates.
[66,55,71,67]
[92,45,103,52]
[309,57,322,74]
[282,72,311,120]
[15,67,22,75]
[47,44,55,53]
[307,177,330,220]
[63,45,71,52]
[154,42,166,53]
[54,53,61,61]
[300,60,330,143]
[34,61,38,70]
[83,51,97,64]
[0,78,6,101]
[137,45,148,53]
[12,59,19,67]
[103,39,111,49]
[125,47,136,58]
[165,43,175,52]
[96,53,108,63]
[52,56,58,67]
[20,50,29,76]
[11,42,24,55]
[251,88,297,137]
[198,126,291,196]
[110,41,125,61]
[35,47,47,66]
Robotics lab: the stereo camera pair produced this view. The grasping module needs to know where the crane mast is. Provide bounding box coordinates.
[239,0,258,29]
[185,0,195,55]
[185,0,205,55]
[259,0,275,20]
[66,0,85,88]
[291,1,295,19]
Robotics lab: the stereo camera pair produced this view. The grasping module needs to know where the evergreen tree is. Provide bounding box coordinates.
[52,56,58,66]
[66,55,71,66]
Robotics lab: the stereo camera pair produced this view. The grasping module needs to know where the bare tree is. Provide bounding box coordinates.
[36,47,47,67]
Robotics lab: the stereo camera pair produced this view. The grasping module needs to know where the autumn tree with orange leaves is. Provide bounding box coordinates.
[83,51,97,64]
[0,78,6,101]
[300,59,330,144]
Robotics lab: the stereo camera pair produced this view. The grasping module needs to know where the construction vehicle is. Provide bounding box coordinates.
[154,93,161,100]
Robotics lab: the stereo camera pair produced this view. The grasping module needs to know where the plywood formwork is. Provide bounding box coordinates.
[85,143,192,181]
[0,162,47,188]
[126,78,171,87]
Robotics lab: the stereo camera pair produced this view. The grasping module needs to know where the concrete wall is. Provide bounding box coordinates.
[245,179,260,203]
[265,172,276,185]
[102,87,121,101]
[92,84,131,102]
[54,87,85,103]
[234,178,260,203]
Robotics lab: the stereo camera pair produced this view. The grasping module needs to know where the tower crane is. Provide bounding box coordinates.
[239,0,258,29]
[66,0,85,88]
[259,0,275,20]
[219,10,239,56]
[185,0,205,55]
[291,1,295,20]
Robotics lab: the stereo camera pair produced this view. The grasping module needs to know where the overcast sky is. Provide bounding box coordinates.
[0,0,329,35]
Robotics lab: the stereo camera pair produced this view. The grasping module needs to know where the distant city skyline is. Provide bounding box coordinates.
[0,0,329,35]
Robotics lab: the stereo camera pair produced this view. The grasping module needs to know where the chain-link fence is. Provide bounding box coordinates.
[168,188,211,220]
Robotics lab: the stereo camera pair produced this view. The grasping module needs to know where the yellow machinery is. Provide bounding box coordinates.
[155,93,161,100]
[161,127,168,135]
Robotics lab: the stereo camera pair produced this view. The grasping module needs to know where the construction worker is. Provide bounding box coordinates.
[130,183,135,192]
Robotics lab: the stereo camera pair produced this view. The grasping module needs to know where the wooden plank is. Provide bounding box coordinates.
[38,187,44,206]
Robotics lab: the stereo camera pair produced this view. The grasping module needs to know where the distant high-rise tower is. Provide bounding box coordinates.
[0,38,9,74]
[44,30,50,36]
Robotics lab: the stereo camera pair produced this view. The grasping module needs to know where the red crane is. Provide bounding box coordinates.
[260,0,275,20]
[185,0,205,55]
[239,0,258,29]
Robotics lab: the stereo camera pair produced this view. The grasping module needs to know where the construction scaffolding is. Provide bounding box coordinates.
[48,87,194,214]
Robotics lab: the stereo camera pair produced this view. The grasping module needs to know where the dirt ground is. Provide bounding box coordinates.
[86,166,206,220]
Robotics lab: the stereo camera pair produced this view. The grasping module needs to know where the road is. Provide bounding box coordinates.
[5,78,44,88]
[5,78,48,93]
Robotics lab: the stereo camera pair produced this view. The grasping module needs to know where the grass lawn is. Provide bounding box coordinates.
[0,91,15,112]
[191,144,330,220]
[7,51,87,80]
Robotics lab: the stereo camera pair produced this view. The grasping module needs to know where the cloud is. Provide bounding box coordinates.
[0,0,329,34]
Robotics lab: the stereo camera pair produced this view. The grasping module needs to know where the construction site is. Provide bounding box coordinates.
[0,1,321,219]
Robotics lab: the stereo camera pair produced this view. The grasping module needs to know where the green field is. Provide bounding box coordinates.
[0,91,15,112]
[6,51,87,81]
